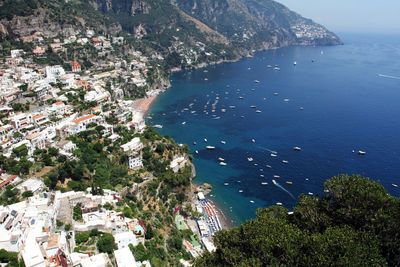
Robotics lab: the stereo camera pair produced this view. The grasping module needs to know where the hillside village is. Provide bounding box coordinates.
[0,27,222,267]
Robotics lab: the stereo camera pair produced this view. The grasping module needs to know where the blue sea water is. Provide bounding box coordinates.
[148,33,400,225]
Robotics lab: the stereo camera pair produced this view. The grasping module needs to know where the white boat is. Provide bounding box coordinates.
[260,174,264,178]
[221,109,226,112]
[224,183,229,186]
[239,190,243,193]
[254,80,260,83]
[229,105,236,108]
[153,124,163,129]
[206,146,216,150]
[300,107,304,110]
[252,139,256,143]
[392,184,398,188]
[276,202,283,206]
[204,138,208,142]
[256,110,262,113]
[273,175,280,178]
[238,96,243,99]
[266,165,272,168]
[250,105,256,108]
[293,146,302,151]
[282,160,289,164]
[293,61,297,65]
[267,65,272,68]
[220,162,227,166]
[221,140,226,144]
[218,157,225,161]
[250,200,255,203]
[284,98,290,102]
[247,157,254,162]
[261,182,268,185]
[358,150,366,155]
[274,92,279,96]
[195,150,199,154]
[308,192,314,195]
[274,67,280,70]
[270,153,277,157]
[182,121,186,125]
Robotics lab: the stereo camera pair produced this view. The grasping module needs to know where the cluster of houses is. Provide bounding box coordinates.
[0,188,150,267]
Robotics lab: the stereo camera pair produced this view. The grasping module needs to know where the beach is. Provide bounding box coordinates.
[132,95,158,114]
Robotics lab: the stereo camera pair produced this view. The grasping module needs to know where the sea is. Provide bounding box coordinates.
[147,33,400,226]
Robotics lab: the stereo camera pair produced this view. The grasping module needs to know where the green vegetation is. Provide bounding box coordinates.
[196,175,400,266]
[0,248,24,267]
[97,233,116,254]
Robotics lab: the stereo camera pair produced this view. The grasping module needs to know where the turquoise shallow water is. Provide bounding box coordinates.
[148,33,400,225]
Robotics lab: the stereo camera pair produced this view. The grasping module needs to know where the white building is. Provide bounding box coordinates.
[121,137,143,152]
[80,253,111,267]
[113,230,138,249]
[114,247,137,267]
[68,114,101,135]
[170,156,187,173]
[128,152,143,170]
[44,65,65,81]
[17,179,44,194]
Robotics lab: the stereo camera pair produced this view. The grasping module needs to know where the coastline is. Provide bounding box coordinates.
[132,95,158,115]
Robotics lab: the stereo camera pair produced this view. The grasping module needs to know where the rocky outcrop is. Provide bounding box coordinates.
[89,0,149,16]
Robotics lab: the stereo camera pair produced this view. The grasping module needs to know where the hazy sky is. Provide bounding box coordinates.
[275,0,400,33]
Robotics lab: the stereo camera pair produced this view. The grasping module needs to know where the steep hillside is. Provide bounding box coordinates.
[174,0,342,51]
[0,0,342,70]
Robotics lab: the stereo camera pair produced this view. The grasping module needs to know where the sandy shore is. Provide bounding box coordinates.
[208,198,235,230]
[132,96,158,114]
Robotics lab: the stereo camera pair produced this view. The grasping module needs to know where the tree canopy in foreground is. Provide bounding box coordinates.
[196,174,400,266]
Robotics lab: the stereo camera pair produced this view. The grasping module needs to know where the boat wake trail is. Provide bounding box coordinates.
[378,74,400,80]
[254,144,277,154]
[273,180,295,200]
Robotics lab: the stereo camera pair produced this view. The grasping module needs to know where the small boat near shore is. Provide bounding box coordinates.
[206,146,216,150]
[153,124,163,129]
[392,184,398,188]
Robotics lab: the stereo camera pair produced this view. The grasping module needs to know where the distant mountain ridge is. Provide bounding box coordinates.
[0,0,342,69]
